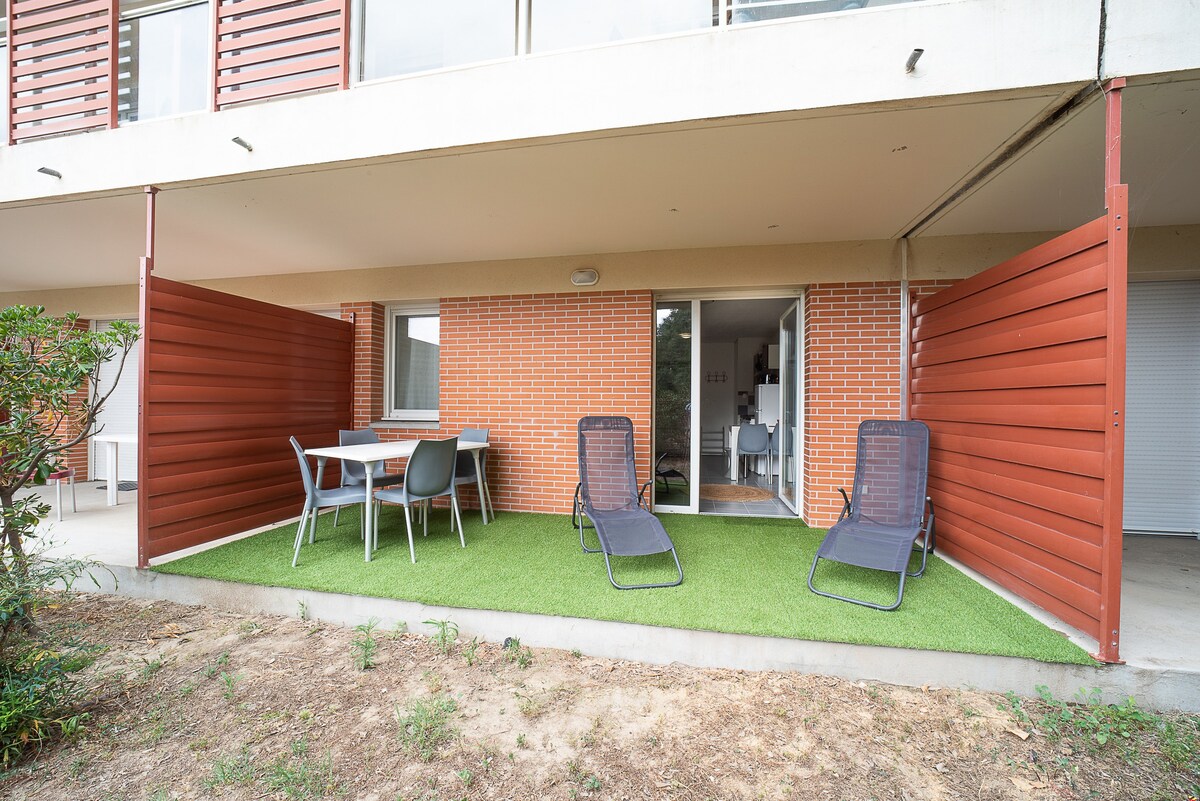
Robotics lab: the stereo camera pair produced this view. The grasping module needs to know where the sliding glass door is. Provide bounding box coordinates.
[654,301,699,511]
[778,300,802,514]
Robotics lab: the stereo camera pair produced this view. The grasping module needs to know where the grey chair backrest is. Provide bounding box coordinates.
[739,423,770,453]
[578,416,639,513]
[339,428,381,483]
[455,427,489,478]
[406,438,459,498]
[849,420,930,528]
[289,437,315,498]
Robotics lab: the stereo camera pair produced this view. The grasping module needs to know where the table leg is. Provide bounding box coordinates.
[472,450,488,524]
[729,426,741,484]
[363,462,376,562]
[107,441,119,506]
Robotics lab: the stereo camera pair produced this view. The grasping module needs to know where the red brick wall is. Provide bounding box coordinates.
[802,283,904,527]
[345,291,654,514]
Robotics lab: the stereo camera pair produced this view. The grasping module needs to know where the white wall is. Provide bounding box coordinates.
[700,342,736,434]
[0,0,1105,205]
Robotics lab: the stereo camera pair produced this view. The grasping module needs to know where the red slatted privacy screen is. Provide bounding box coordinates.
[7,0,117,144]
[910,201,1127,663]
[214,0,350,109]
[138,276,352,565]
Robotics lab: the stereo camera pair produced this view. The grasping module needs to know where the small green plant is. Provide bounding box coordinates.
[262,738,342,799]
[455,768,473,787]
[352,617,380,671]
[424,619,459,655]
[570,648,583,659]
[516,733,527,749]
[584,775,602,791]
[206,748,255,789]
[297,600,309,621]
[139,655,166,681]
[462,637,479,666]
[1031,686,1158,746]
[238,620,262,635]
[396,694,459,762]
[203,651,230,679]
[503,637,533,668]
[220,671,243,701]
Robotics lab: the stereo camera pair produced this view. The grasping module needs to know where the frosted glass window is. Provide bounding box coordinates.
[532,0,712,53]
[117,3,209,124]
[360,0,517,81]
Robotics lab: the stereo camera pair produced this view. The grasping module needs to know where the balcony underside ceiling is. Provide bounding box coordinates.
[0,77,1197,292]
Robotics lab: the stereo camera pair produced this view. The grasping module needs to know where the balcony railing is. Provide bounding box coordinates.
[3,0,923,146]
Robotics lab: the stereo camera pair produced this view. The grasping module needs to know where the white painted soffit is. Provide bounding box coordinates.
[0,90,1078,292]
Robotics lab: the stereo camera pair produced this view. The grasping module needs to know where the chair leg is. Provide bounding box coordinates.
[334,505,341,527]
[807,554,908,611]
[403,504,416,564]
[69,473,76,513]
[308,506,318,544]
[423,501,429,537]
[55,478,63,522]
[453,495,465,548]
[292,507,311,567]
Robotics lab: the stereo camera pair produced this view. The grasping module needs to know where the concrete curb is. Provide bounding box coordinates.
[92,565,1200,713]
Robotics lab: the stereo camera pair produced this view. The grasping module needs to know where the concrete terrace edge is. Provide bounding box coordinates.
[93,566,1200,713]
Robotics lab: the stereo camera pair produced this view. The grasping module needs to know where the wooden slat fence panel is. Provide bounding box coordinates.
[213,0,349,110]
[910,204,1127,662]
[139,276,352,564]
[7,0,116,144]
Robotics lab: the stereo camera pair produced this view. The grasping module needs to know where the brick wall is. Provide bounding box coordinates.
[802,283,904,527]
[345,291,654,515]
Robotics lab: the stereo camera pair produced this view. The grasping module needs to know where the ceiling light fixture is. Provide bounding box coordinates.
[905,48,924,73]
[37,167,62,178]
[232,136,254,152]
[571,268,599,287]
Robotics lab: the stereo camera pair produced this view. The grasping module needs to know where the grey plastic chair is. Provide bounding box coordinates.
[736,423,771,478]
[807,420,936,610]
[374,437,464,564]
[575,416,683,590]
[289,437,372,567]
[334,428,404,527]
[452,427,493,520]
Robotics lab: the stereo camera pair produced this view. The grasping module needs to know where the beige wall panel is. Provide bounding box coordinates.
[8,225,1195,316]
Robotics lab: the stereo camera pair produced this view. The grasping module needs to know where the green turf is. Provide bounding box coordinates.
[154,508,1094,665]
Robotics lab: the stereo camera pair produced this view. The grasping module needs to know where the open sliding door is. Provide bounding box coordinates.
[778,300,803,515]
[654,300,700,512]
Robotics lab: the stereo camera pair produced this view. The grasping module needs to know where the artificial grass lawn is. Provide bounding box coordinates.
[155,509,1094,665]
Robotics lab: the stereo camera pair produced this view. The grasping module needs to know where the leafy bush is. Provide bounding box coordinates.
[0,551,104,767]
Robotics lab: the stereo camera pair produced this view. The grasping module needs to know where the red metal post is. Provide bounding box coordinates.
[1096,78,1127,664]
[211,0,222,111]
[339,0,352,89]
[1103,77,1126,193]
[107,0,119,130]
[6,1,15,146]
[137,186,159,569]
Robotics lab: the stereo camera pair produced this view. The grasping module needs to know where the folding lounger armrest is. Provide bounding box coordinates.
[638,480,652,509]
[837,487,851,521]
[925,496,936,552]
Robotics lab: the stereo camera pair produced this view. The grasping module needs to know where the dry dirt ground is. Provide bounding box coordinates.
[2,594,1197,801]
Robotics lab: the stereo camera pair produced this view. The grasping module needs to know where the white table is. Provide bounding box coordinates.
[93,433,137,506]
[304,439,491,562]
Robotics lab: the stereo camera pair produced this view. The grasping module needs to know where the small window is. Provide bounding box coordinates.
[386,306,440,421]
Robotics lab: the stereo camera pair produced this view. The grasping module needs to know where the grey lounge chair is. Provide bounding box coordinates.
[289,437,371,567]
[334,428,404,527]
[575,416,683,590]
[807,419,936,610]
[453,427,493,520]
[374,437,464,564]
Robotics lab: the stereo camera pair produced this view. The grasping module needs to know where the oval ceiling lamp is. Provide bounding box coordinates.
[571,268,599,286]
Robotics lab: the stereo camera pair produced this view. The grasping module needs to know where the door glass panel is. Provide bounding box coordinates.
[655,302,692,507]
[778,302,800,512]
[117,3,209,124]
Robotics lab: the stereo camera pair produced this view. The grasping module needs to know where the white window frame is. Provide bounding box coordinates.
[384,303,441,422]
